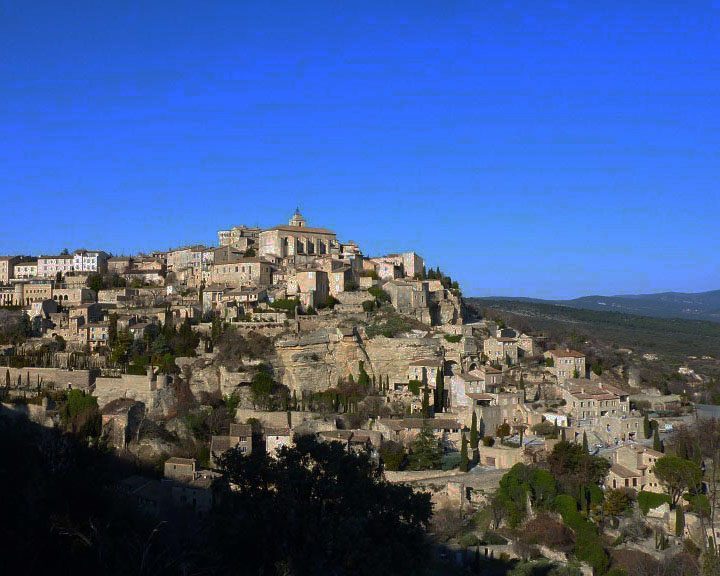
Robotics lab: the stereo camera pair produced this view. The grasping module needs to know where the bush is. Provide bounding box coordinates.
[367,286,390,303]
[379,441,406,471]
[443,334,462,343]
[407,380,421,396]
[442,452,461,471]
[361,300,375,313]
[637,491,671,515]
[482,436,495,447]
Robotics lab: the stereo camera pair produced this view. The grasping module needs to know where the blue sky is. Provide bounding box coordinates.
[1,1,718,298]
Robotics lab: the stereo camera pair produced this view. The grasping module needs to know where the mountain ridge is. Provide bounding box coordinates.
[473,288,720,323]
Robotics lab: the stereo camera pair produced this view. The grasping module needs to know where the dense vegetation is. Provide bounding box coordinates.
[0,411,435,576]
[468,297,720,360]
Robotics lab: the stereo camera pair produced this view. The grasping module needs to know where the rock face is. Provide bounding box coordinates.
[272,328,443,394]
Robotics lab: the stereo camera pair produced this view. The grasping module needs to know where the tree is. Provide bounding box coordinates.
[653,427,663,452]
[408,424,443,470]
[380,441,406,471]
[497,422,511,440]
[250,371,274,410]
[676,505,685,536]
[214,435,433,576]
[459,432,469,472]
[421,369,431,418]
[654,456,703,506]
[573,368,580,379]
[435,368,444,412]
[357,361,370,390]
[643,414,652,439]
[604,489,631,524]
[108,313,118,347]
[5,368,9,388]
[470,411,479,452]
[582,431,589,452]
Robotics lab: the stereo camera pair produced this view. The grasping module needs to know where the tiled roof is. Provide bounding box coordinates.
[548,349,585,358]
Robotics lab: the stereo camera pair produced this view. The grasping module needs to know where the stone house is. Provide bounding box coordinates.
[80,322,110,350]
[483,336,519,364]
[210,423,253,467]
[14,259,38,279]
[559,379,629,422]
[108,256,132,274]
[375,418,462,448]
[37,254,75,278]
[407,358,443,388]
[291,269,329,310]
[545,349,586,380]
[73,250,109,274]
[164,457,197,482]
[604,445,664,492]
[0,256,31,284]
[265,427,292,455]
[210,257,273,288]
[52,287,95,306]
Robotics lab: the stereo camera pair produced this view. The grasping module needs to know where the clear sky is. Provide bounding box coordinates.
[1,1,719,299]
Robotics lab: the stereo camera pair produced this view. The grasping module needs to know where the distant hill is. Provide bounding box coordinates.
[476,289,720,323]
[465,297,720,360]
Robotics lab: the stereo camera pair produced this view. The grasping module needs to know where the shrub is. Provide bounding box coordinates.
[637,491,671,515]
[407,380,421,396]
[443,334,462,343]
[379,441,406,471]
[361,300,375,313]
[367,286,390,303]
[482,436,495,447]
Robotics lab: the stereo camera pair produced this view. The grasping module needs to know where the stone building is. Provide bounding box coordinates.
[604,444,663,492]
[13,259,38,279]
[0,256,31,284]
[407,358,443,387]
[258,210,338,259]
[217,225,261,249]
[545,349,586,380]
[290,269,329,309]
[37,254,75,278]
[72,249,109,274]
[558,379,630,422]
[210,257,273,288]
[483,336,519,364]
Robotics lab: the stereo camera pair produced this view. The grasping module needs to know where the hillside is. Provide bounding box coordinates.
[467,297,720,361]
[487,289,720,323]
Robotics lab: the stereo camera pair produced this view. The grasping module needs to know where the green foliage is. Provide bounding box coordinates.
[637,491,672,514]
[653,427,663,452]
[407,379,421,396]
[367,286,391,303]
[653,455,703,505]
[547,441,610,499]
[361,300,375,312]
[676,505,685,536]
[60,389,100,436]
[604,488,631,517]
[643,414,651,438]
[459,432,469,472]
[443,334,462,343]
[250,370,274,409]
[496,422,511,438]
[380,441,406,471]
[407,425,443,470]
[545,356,555,367]
[553,494,609,574]
[496,464,558,527]
[269,298,300,317]
[470,411,479,450]
[591,361,603,376]
[365,310,428,338]
[482,436,495,447]
[214,435,433,575]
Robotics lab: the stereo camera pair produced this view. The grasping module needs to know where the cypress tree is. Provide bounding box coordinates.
[435,368,444,412]
[470,411,479,451]
[459,432,469,472]
[643,414,651,439]
[676,505,685,536]
[561,427,567,441]
[653,427,663,452]
[422,382,430,418]
[582,431,589,452]
[5,368,9,388]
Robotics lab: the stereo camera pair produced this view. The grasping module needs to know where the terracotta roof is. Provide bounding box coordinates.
[229,423,252,437]
[268,225,336,235]
[459,372,482,382]
[467,393,495,401]
[548,349,585,358]
[610,463,641,478]
[482,365,502,374]
[408,358,444,367]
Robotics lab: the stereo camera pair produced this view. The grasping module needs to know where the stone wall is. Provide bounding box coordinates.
[1,366,92,391]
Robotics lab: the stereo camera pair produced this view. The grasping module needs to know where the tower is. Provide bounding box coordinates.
[288,208,306,228]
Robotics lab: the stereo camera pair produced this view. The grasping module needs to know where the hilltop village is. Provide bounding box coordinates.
[0,210,715,575]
